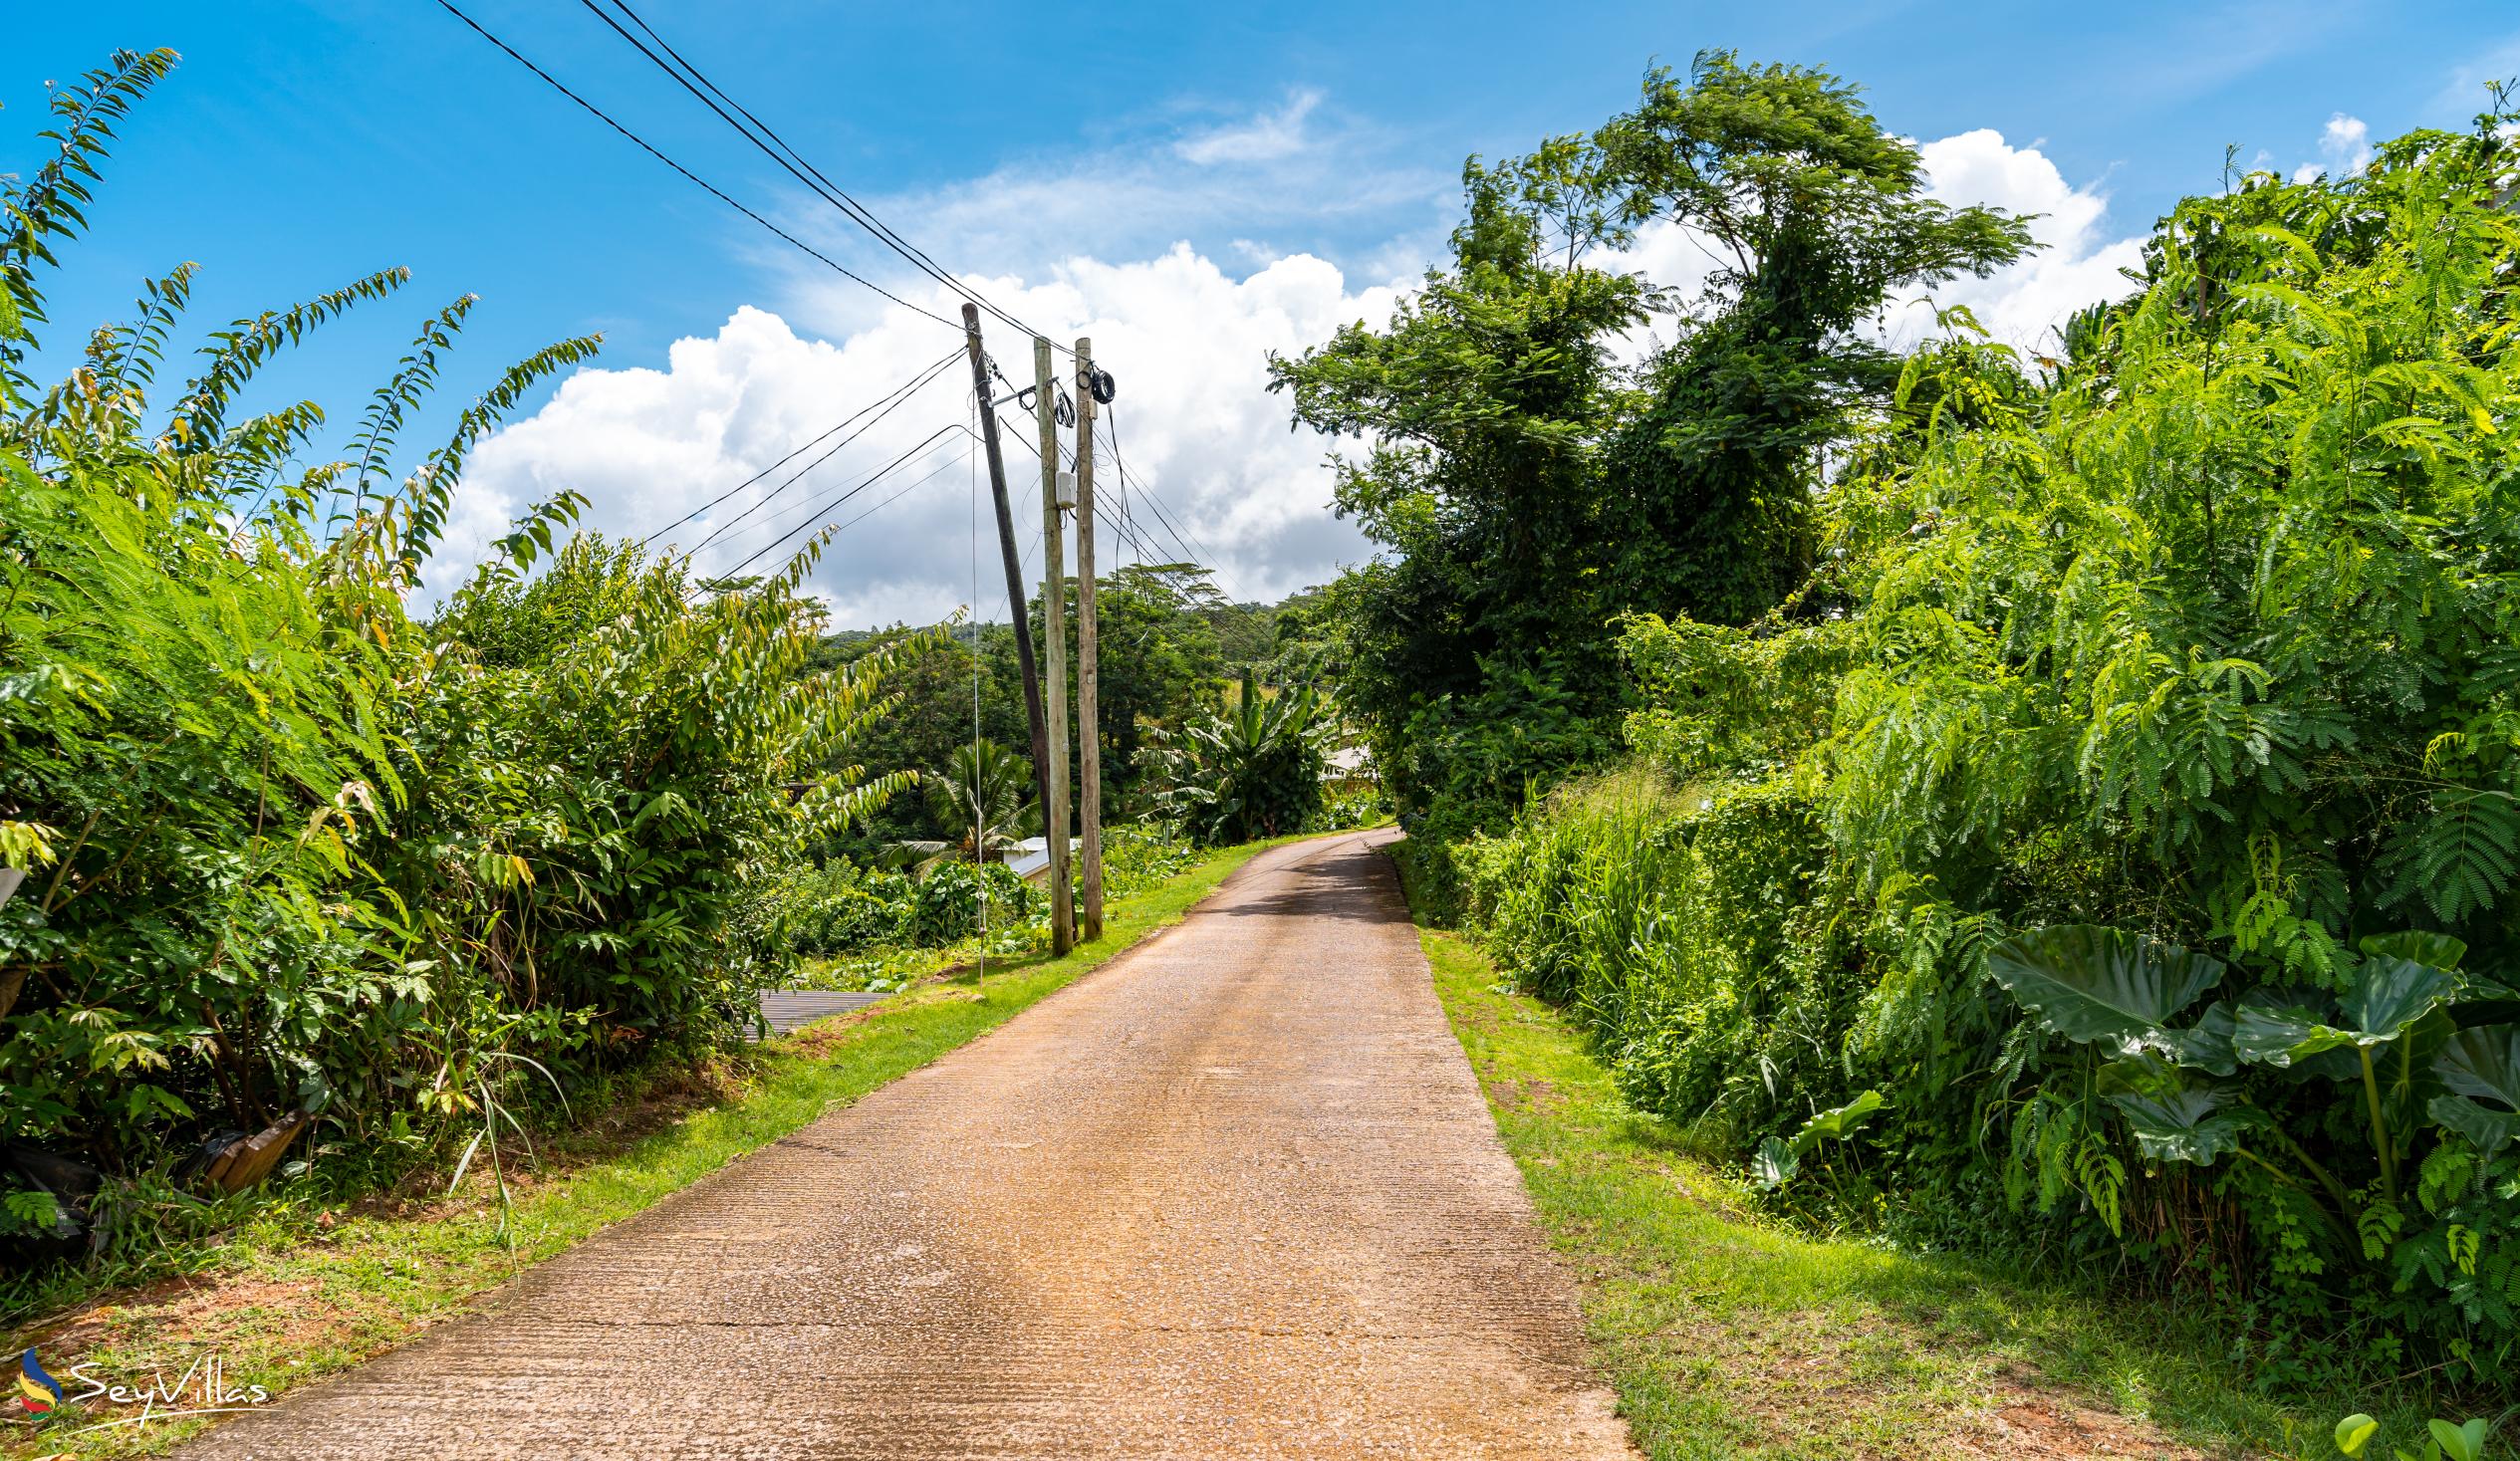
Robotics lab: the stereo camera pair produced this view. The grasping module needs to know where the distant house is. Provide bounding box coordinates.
[1324,743,1376,795]
[1004,837,1067,883]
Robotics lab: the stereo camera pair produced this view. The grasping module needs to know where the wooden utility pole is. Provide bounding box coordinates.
[960,305,1055,901]
[1035,336,1074,956]
[1073,338,1104,940]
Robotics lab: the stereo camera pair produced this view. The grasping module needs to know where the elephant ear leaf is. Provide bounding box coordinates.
[2337,956,2456,1038]
[2150,1000,2239,1076]
[2429,1418,2489,1461]
[2359,930,2464,971]
[1985,924,2225,1046]
[2232,1004,2358,1070]
[1787,1090,1886,1155]
[1753,1136,1800,1190]
[2431,1025,2520,1158]
[2429,1094,2519,1158]
[2233,959,2455,1072]
[2096,1061,2253,1165]
[2434,1025,2520,1108]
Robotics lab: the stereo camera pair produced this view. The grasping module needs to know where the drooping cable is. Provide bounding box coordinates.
[636,347,960,549]
[710,422,962,582]
[577,0,1057,352]
[681,351,961,556]
[433,0,959,332]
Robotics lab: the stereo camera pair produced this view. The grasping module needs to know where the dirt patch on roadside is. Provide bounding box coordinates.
[1485,1076,1566,1111]
[1959,1379,2214,1460]
[1663,1311,2215,1461]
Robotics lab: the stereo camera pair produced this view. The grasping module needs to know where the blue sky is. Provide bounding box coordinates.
[11,1,2516,618]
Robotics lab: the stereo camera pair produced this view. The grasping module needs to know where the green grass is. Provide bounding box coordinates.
[1414,918,2370,1461]
[1,833,1303,1459]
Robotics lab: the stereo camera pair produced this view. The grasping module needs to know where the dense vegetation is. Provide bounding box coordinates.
[1270,52,2031,862]
[1290,53,2520,1400]
[0,53,926,1262]
[817,563,1309,863]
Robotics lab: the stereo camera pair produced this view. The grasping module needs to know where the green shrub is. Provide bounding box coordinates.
[902,860,1037,948]
[1100,824,1198,897]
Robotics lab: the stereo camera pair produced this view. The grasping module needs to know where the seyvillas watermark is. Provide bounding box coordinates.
[14,1346,274,1435]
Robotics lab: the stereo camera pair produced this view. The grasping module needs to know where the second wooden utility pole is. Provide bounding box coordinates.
[1035,337,1074,955]
[1073,339,1104,940]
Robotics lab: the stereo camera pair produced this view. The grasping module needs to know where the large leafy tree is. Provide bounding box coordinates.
[1597,54,2032,624]
[1272,52,2030,848]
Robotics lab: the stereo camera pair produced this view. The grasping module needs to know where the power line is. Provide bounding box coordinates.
[710,421,964,580]
[577,0,1057,352]
[826,444,974,538]
[433,0,958,333]
[681,351,961,555]
[710,441,971,589]
[635,347,960,549]
[1097,403,1247,600]
[976,409,1167,572]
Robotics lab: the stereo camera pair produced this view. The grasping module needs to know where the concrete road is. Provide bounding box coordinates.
[181,831,1633,1459]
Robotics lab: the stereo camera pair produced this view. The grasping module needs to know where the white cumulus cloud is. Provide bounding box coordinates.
[1885,128,2146,353]
[434,249,1401,623]
[2293,112,2373,182]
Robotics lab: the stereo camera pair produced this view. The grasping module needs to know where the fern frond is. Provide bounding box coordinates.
[162,266,410,451]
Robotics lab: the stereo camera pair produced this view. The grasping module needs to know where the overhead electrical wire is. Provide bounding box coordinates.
[1095,402,1247,601]
[823,444,976,540]
[710,421,965,581]
[432,0,960,333]
[575,0,1058,351]
[680,351,962,556]
[978,410,1167,572]
[437,0,1211,610]
[635,347,961,549]
[439,0,1185,609]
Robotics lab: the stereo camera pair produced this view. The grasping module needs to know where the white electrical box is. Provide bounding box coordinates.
[1055,471,1079,510]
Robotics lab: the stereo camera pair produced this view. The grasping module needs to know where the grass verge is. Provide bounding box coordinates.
[1414,917,2369,1461]
[1,833,1304,1459]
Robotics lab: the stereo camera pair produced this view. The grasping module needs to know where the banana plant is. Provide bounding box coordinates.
[1986,923,2519,1224]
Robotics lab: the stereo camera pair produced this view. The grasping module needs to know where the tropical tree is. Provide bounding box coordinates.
[1271,51,2032,858]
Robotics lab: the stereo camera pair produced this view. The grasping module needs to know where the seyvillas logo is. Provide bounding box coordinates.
[17,1349,62,1416]
[9,1347,274,1434]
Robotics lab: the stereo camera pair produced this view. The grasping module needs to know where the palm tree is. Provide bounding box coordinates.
[886,739,1039,874]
